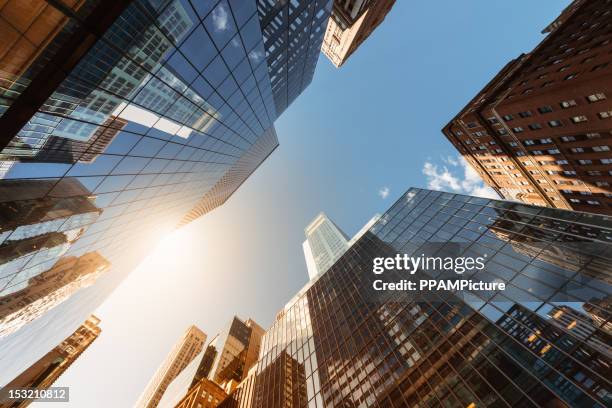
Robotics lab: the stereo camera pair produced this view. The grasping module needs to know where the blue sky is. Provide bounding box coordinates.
[34,1,571,407]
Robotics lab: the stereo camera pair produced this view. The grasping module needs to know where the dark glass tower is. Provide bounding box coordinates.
[190,316,263,388]
[250,188,611,407]
[0,0,332,385]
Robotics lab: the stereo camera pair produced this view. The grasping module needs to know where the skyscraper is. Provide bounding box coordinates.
[443,0,612,215]
[303,212,350,280]
[0,0,333,383]
[190,339,220,389]
[136,325,207,408]
[303,212,382,279]
[0,315,101,408]
[321,0,396,67]
[164,316,264,407]
[156,348,207,408]
[247,188,611,407]
[178,128,278,226]
[190,316,263,389]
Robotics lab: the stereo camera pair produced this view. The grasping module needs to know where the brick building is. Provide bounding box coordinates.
[443,0,612,214]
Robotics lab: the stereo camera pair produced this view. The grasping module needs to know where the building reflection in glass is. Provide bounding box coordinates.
[1,0,197,164]
[583,295,612,334]
[0,251,109,337]
[251,188,611,407]
[253,351,308,408]
[0,0,332,390]
[0,0,331,384]
[0,177,102,298]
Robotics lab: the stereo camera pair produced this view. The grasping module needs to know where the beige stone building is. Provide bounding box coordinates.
[136,325,207,408]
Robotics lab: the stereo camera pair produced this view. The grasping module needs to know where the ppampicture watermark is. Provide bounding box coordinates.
[371,253,506,292]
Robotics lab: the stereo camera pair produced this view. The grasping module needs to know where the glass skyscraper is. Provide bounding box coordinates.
[303,212,351,280]
[191,316,264,388]
[0,0,332,385]
[303,212,382,280]
[248,188,611,407]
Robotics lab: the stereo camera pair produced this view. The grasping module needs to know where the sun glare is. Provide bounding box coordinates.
[148,228,194,265]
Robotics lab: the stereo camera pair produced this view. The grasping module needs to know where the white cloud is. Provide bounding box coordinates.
[422,155,499,199]
[378,187,390,199]
[212,4,228,31]
[441,155,459,166]
[423,162,461,191]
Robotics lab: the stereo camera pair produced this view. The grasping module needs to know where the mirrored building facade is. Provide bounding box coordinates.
[0,0,332,386]
[251,188,611,407]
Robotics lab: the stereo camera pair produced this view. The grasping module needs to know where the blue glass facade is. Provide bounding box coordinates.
[257,0,331,116]
[0,0,331,384]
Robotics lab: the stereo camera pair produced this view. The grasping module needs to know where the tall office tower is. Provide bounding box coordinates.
[178,128,277,226]
[0,252,109,337]
[303,213,381,279]
[136,325,207,408]
[190,339,220,388]
[256,1,330,116]
[156,348,207,408]
[0,315,101,407]
[248,188,611,407]
[321,0,396,67]
[160,318,263,408]
[0,0,332,384]
[443,0,612,215]
[241,319,265,385]
[192,317,264,388]
[303,212,350,280]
